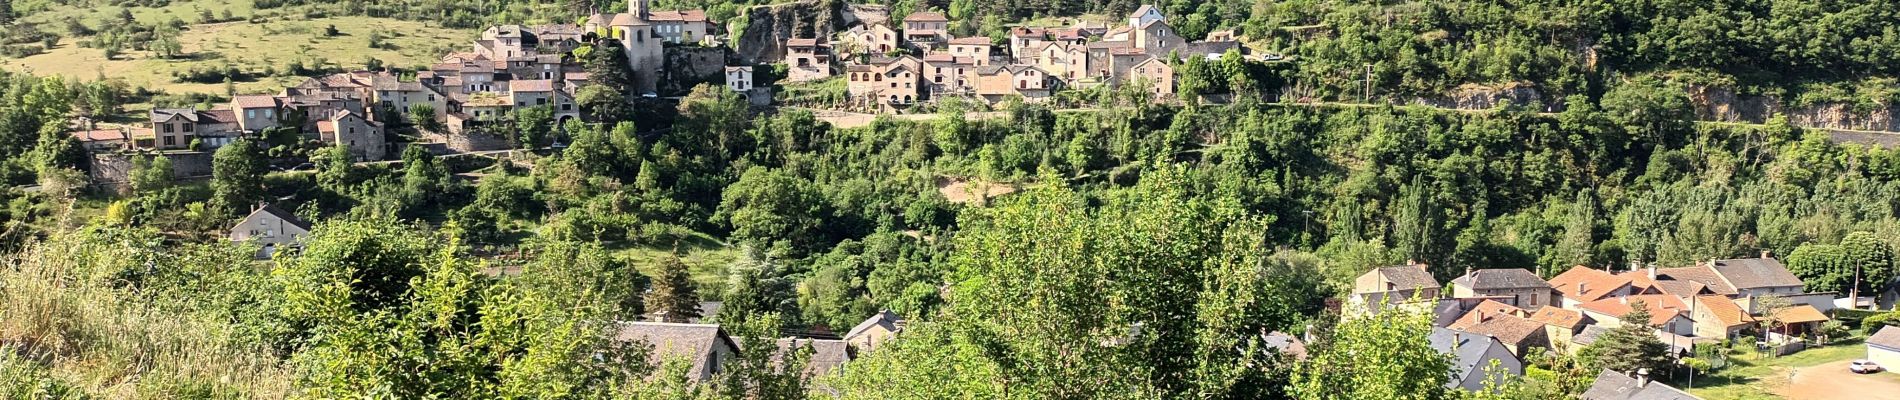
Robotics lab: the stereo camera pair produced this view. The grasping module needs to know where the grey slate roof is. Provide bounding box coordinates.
[1581,369,1700,400]
[1376,265,1441,291]
[845,310,903,340]
[614,322,737,379]
[1428,327,1524,390]
[1656,266,1736,295]
[1261,331,1307,360]
[1572,325,1611,347]
[1870,326,1900,351]
[151,108,199,123]
[1709,258,1803,290]
[773,338,854,377]
[1451,268,1548,290]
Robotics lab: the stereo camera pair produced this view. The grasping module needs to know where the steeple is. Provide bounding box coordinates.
[629,0,649,19]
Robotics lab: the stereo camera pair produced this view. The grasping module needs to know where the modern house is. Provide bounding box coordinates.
[1449,268,1553,309]
[228,203,312,259]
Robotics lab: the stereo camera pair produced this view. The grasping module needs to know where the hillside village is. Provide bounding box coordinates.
[10,0,1900,398]
[59,0,1253,188]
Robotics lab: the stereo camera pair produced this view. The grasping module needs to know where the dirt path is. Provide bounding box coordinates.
[1777,360,1900,400]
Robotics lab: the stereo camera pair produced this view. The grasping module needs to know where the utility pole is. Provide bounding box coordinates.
[1363,63,1373,103]
[1852,259,1863,310]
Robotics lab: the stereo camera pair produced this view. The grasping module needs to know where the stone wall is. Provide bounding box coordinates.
[448,131,514,152]
[663,45,732,95]
[89,151,214,190]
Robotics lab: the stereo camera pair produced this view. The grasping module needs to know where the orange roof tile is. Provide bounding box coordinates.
[1529,307,1585,330]
[1577,294,1686,327]
[1549,266,1633,303]
[1448,300,1527,330]
[1695,295,1753,327]
[1770,304,1829,324]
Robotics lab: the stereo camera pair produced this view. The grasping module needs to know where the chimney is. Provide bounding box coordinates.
[1647,264,1657,280]
[1620,296,1628,305]
[1635,368,1651,387]
[1578,281,1588,295]
[1629,259,1642,273]
[1406,258,1418,266]
[1761,249,1773,259]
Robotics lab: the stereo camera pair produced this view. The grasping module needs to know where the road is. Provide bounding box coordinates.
[1777,360,1900,400]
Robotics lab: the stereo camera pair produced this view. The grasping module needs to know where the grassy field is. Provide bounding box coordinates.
[1676,339,1867,400]
[1,0,475,95]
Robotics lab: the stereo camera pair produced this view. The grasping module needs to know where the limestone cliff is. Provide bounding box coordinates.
[1414,82,1551,111]
[735,0,846,64]
[1686,84,1896,132]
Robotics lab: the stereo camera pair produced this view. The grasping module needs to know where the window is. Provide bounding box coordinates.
[265,109,274,117]
[183,123,193,132]
[163,124,174,133]
[537,98,547,105]
[246,110,256,118]
[163,136,175,146]
[563,104,573,111]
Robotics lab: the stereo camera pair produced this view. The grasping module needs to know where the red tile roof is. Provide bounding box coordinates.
[1448,300,1527,330]
[1529,307,1585,330]
[904,11,947,22]
[231,95,280,109]
[1548,265,1633,303]
[949,37,991,45]
[648,10,709,22]
[1577,295,1686,327]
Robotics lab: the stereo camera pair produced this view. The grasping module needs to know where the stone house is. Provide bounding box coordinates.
[1449,268,1553,309]
[969,65,1051,102]
[1576,295,1696,336]
[922,54,973,95]
[1352,263,1442,305]
[901,11,949,46]
[1429,327,1524,392]
[317,110,386,161]
[649,10,712,44]
[784,38,834,82]
[581,0,668,94]
[229,203,312,259]
[148,108,238,150]
[1688,294,1754,340]
[1548,265,1638,308]
[1528,307,1587,352]
[842,23,900,55]
[845,310,905,352]
[230,95,282,133]
[1127,57,1174,96]
[614,322,739,381]
[946,37,993,66]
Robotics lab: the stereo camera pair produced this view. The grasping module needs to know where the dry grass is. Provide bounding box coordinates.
[936,177,1020,205]
[2,9,473,95]
[0,230,290,398]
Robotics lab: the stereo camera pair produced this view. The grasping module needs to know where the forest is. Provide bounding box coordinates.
[2,0,1900,398]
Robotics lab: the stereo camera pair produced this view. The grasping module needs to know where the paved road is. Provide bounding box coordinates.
[1778,360,1900,400]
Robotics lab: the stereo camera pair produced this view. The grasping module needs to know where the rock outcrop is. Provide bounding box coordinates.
[1415,82,1550,111]
[1686,84,1896,132]
[735,0,846,64]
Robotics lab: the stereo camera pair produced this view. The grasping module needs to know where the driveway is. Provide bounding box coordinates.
[1777,360,1900,400]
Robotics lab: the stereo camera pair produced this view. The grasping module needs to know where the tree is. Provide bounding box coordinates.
[1841,231,1897,299]
[209,138,267,215]
[514,106,554,149]
[646,256,701,323]
[716,167,827,256]
[128,154,173,194]
[151,24,183,59]
[407,103,441,132]
[1291,305,1456,400]
[719,246,799,327]
[1578,300,1672,374]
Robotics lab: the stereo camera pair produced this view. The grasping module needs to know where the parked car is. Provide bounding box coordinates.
[1850,359,1882,374]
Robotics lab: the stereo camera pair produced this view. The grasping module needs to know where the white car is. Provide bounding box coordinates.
[1850,359,1882,374]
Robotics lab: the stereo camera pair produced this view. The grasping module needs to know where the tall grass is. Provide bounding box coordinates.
[0,228,291,399]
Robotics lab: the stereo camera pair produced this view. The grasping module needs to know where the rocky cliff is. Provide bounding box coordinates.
[1414,82,1551,111]
[734,0,846,64]
[1687,84,1896,132]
